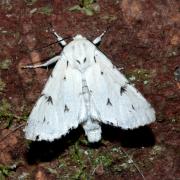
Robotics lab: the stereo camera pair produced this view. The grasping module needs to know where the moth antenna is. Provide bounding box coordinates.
[30,36,71,52]
[93,30,106,45]
[52,29,68,47]
[92,26,112,45]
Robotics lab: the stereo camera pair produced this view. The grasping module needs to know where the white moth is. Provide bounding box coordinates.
[24,31,155,143]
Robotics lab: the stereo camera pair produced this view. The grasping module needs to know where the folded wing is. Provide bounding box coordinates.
[85,50,155,129]
[24,56,86,141]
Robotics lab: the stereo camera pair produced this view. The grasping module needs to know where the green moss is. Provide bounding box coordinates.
[0,164,15,179]
[70,142,83,164]
[58,160,66,169]
[38,6,53,15]
[24,0,37,5]
[155,81,173,90]
[69,142,88,179]
[0,59,11,70]
[94,154,113,167]
[150,145,165,156]
[60,141,142,178]
[81,0,95,7]
[0,79,5,93]
[1,0,12,9]
[127,68,154,84]
[101,15,117,22]
[0,99,13,128]
[0,99,11,117]
[69,0,100,16]
[113,156,138,174]
[70,168,87,180]
[47,168,58,175]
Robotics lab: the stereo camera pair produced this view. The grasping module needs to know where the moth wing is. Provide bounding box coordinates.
[24,57,86,141]
[85,50,155,129]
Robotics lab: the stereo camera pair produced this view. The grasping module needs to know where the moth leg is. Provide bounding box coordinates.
[52,30,67,46]
[93,31,106,45]
[22,55,60,69]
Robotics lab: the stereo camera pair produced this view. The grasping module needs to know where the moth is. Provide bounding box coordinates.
[24,31,155,143]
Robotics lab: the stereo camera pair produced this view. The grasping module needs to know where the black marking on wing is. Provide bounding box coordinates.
[34,102,37,107]
[40,94,45,98]
[132,105,135,110]
[126,82,131,85]
[76,60,81,64]
[46,96,53,104]
[101,71,104,75]
[106,98,112,106]
[43,117,46,122]
[83,58,86,63]
[94,56,96,63]
[64,104,70,112]
[120,85,127,95]
[67,61,69,68]
[64,76,66,80]
[136,89,140,94]
[36,135,39,140]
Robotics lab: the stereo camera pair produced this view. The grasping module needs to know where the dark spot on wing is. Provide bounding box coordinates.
[101,71,104,75]
[34,102,37,107]
[46,96,53,104]
[83,58,86,63]
[64,104,70,112]
[136,89,140,94]
[149,105,154,109]
[132,105,135,110]
[67,61,69,68]
[64,76,66,80]
[76,60,81,64]
[120,85,127,95]
[106,98,112,106]
[126,82,131,85]
[40,93,45,98]
[94,56,96,63]
[43,117,46,122]
[107,121,114,126]
[36,135,39,140]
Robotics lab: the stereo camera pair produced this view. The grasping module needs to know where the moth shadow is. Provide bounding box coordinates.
[25,127,83,164]
[25,125,155,164]
[102,125,155,148]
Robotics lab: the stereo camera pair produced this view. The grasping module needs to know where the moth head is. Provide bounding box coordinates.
[73,34,86,40]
